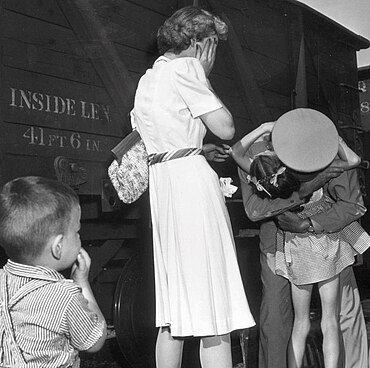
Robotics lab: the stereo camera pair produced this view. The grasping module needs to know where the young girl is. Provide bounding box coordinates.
[230,121,370,368]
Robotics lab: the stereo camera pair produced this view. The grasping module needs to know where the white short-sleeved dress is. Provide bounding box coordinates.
[132,56,255,337]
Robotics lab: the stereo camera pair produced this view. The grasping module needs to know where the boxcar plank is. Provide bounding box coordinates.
[0,9,84,57]
[3,0,69,27]
[244,51,292,97]
[226,6,290,63]
[92,0,166,52]
[93,0,176,17]
[2,39,103,87]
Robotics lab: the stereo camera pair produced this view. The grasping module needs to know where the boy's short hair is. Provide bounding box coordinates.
[0,176,79,263]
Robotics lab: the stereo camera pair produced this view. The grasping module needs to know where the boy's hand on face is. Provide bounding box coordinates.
[71,248,91,286]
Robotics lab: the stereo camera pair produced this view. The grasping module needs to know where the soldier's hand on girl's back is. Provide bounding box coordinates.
[276,211,308,233]
[71,248,91,286]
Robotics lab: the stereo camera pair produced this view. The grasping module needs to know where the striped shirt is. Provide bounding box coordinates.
[0,260,105,368]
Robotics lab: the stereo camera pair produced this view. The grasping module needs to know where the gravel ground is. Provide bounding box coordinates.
[79,336,249,368]
[79,335,253,368]
[80,338,127,368]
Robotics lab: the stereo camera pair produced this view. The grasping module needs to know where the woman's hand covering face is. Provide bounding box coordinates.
[195,37,218,77]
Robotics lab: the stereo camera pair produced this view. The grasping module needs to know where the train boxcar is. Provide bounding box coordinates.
[359,66,370,132]
[0,1,368,367]
[358,66,370,267]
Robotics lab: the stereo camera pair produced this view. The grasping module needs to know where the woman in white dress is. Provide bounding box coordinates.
[131,6,255,368]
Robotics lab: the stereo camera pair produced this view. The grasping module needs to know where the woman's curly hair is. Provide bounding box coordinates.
[157,6,228,55]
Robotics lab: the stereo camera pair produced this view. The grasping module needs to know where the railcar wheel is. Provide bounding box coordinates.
[113,253,156,368]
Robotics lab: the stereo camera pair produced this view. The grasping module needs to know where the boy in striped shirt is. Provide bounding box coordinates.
[0,176,107,367]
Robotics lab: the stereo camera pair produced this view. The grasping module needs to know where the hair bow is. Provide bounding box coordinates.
[247,174,272,198]
[270,166,286,187]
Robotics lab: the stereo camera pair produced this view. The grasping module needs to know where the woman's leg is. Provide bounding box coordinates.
[318,274,340,368]
[199,334,232,368]
[155,327,184,368]
[288,282,313,368]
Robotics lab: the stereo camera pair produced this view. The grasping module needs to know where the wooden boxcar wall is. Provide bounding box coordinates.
[359,66,370,132]
[0,0,367,197]
[358,66,370,263]
[0,1,123,196]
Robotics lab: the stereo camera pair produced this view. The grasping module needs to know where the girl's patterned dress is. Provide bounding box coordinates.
[275,187,370,285]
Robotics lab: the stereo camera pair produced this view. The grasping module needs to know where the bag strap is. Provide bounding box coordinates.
[111,129,142,162]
